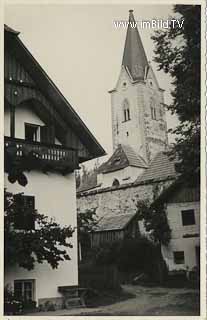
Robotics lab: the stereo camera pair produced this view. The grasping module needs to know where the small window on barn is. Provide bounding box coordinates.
[181,209,195,226]
[112,179,120,187]
[173,251,185,264]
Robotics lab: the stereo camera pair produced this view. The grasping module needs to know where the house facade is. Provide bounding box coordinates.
[161,184,200,272]
[4,25,105,307]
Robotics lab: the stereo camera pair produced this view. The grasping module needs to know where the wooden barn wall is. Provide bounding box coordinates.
[91,230,124,247]
[169,187,200,204]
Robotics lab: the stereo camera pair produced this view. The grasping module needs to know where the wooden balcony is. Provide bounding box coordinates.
[4,136,79,174]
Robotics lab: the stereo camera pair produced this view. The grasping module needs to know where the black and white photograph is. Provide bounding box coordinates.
[3,1,205,317]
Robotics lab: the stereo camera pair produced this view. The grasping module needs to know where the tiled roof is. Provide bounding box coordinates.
[98,144,148,174]
[77,151,177,194]
[135,151,177,183]
[94,212,137,232]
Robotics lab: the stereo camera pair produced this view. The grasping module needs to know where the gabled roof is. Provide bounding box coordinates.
[4,24,20,35]
[122,10,149,81]
[94,212,137,232]
[98,144,148,174]
[4,25,106,162]
[135,151,177,183]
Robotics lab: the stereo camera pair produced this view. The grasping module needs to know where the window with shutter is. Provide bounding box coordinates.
[14,194,35,230]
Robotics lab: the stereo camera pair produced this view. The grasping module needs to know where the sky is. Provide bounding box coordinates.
[5,3,179,166]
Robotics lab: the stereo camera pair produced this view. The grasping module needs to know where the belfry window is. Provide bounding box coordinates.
[150,98,156,120]
[123,99,131,122]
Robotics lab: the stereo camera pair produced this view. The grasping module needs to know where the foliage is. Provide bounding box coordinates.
[151,5,201,185]
[4,189,74,270]
[92,237,165,282]
[77,208,98,260]
[94,240,122,266]
[136,199,171,246]
[4,284,23,315]
[75,170,81,189]
[79,262,120,291]
[5,143,46,186]
[4,284,37,315]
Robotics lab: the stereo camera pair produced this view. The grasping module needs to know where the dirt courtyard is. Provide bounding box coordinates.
[29,284,200,316]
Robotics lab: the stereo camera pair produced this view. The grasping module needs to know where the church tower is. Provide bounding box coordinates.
[109,10,168,163]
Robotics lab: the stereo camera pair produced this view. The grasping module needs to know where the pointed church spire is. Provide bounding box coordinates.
[122,10,148,81]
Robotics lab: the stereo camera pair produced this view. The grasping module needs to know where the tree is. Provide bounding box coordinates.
[136,199,171,282]
[77,208,98,261]
[151,5,201,185]
[4,189,74,270]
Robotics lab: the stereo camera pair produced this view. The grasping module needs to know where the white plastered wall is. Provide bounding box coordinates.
[162,201,200,271]
[98,166,144,188]
[4,171,78,302]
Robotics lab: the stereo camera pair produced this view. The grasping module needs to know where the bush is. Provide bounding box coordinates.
[4,285,23,315]
[116,237,158,273]
[4,284,37,315]
[79,262,120,290]
[91,237,168,283]
[94,241,122,266]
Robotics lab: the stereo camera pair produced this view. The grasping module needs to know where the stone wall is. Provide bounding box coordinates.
[77,178,174,234]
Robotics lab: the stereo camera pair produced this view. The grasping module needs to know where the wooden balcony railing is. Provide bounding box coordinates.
[5,136,79,174]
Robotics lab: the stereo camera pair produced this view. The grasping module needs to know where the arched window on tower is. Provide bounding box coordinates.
[150,97,157,120]
[123,99,131,122]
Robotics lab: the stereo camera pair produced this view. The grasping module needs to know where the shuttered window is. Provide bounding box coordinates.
[14,194,35,230]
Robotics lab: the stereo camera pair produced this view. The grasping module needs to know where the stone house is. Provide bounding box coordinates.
[4,24,105,307]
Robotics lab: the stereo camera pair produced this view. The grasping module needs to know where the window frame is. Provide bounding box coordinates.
[14,279,35,301]
[122,99,131,122]
[181,209,196,226]
[25,123,39,142]
[150,98,157,120]
[173,251,185,265]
